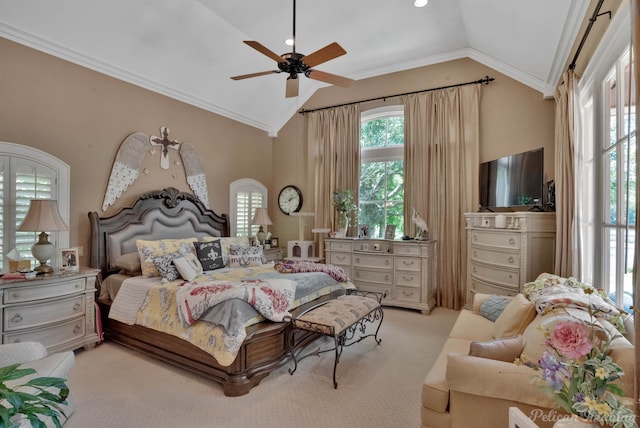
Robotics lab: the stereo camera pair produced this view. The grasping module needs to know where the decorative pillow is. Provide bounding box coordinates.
[469,335,524,362]
[193,240,224,271]
[492,293,537,338]
[136,238,196,278]
[203,236,250,266]
[112,252,141,273]
[228,245,266,266]
[479,295,512,322]
[174,253,203,281]
[152,253,182,281]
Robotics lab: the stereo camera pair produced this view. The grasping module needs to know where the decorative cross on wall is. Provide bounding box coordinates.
[150,126,180,169]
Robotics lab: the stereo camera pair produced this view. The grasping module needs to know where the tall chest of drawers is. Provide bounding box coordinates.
[464,212,556,307]
[0,267,100,352]
[325,239,436,314]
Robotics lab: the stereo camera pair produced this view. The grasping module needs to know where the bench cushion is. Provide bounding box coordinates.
[294,295,381,336]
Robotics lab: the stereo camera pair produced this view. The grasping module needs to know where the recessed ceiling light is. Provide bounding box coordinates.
[414,0,428,6]
[285,38,294,46]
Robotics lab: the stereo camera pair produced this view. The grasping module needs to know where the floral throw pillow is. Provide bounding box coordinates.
[136,238,196,278]
[152,253,182,281]
[228,245,266,268]
[193,240,224,271]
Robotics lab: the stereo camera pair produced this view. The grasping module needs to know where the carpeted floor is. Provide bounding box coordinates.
[65,306,458,428]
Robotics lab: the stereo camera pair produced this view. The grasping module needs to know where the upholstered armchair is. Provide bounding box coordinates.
[0,342,75,427]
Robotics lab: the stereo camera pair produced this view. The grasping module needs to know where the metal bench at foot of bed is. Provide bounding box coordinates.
[286,289,384,389]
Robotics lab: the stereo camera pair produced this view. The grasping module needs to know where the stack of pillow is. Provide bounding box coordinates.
[111,236,270,284]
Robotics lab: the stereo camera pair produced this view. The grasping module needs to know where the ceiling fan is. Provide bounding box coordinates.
[230,0,354,98]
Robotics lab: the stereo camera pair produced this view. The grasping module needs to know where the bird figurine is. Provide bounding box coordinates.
[412,208,428,240]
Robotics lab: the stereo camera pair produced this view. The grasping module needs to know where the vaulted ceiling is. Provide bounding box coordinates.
[0,1,589,136]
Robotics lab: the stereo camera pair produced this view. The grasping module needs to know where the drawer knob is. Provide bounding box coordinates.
[337,255,346,261]
[12,293,19,299]
[355,272,360,278]
[356,258,360,264]
[403,291,412,297]
[384,275,390,281]
[73,324,81,334]
[11,313,23,323]
[508,256,515,264]
[509,238,515,245]
[402,260,413,266]
[472,267,477,273]
[385,260,390,266]
[403,275,414,281]
[73,302,82,311]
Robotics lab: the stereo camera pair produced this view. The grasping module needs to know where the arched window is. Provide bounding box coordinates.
[360,106,405,239]
[0,142,70,270]
[229,178,267,237]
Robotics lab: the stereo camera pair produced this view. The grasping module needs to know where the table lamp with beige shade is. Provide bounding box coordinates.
[18,199,69,273]
[251,207,273,246]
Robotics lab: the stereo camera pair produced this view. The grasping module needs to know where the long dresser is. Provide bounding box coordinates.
[325,238,436,314]
[0,267,100,353]
[464,212,556,307]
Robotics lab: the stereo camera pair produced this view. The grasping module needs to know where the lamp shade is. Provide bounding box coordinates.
[18,200,69,232]
[251,208,273,226]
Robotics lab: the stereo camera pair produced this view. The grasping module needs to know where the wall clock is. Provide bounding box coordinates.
[278,185,303,215]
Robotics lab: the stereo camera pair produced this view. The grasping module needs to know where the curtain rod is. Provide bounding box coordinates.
[298,75,494,115]
[568,0,610,70]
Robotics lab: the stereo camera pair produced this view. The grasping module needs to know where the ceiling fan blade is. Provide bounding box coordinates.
[302,42,347,68]
[230,70,279,80]
[286,76,299,98]
[243,41,286,63]
[306,69,353,87]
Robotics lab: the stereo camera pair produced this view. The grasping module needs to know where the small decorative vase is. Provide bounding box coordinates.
[553,416,598,428]
[336,213,349,238]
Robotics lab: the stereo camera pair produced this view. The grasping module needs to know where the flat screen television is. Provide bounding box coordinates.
[479,148,544,209]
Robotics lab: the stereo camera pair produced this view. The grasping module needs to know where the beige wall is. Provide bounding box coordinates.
[0,37,556,262]
[0,37,273,266]
[273,58,556,244]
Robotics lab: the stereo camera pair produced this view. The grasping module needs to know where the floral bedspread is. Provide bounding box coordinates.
[135,264,352,367]
[176,278,296,326]
[523,273,622,320]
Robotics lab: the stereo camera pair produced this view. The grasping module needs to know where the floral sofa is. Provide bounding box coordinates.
[420,275,635,428]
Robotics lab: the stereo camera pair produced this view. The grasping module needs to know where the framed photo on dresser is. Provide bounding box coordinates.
[358,224,370,238]
[384,225,396,240]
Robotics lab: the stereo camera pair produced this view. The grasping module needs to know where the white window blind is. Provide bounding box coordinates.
[0,143,70,271]
[229,179,268,237]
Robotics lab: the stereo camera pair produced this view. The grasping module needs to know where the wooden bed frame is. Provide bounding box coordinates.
[88,187,336,396]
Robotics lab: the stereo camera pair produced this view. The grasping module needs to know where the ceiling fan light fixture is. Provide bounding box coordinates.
[414,0,428,7]
[285,38,294,46]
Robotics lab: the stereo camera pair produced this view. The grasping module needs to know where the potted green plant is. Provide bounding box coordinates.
[0,363,69,428]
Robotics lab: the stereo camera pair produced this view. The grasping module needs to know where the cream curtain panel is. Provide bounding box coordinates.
[554,71,578,277]
[403,85,480,310]
[306,105,361,236]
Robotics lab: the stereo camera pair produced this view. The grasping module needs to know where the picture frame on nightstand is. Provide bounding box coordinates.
[60,247,79,272]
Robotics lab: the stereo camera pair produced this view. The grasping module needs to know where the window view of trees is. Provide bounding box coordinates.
[359,109,404,239]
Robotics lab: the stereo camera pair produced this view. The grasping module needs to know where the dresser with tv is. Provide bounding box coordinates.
[464,212,556,307]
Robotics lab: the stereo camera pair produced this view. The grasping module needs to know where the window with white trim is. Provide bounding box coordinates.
[229,178,267,237]
[0,142,70,270]
[359,106,405,239]
[577,9,635,313]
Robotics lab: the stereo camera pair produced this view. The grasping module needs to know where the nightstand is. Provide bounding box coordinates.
[263,247,284,262]
[0,267,100,353]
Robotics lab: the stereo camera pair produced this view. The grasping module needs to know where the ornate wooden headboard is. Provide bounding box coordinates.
[88,187,229,279]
